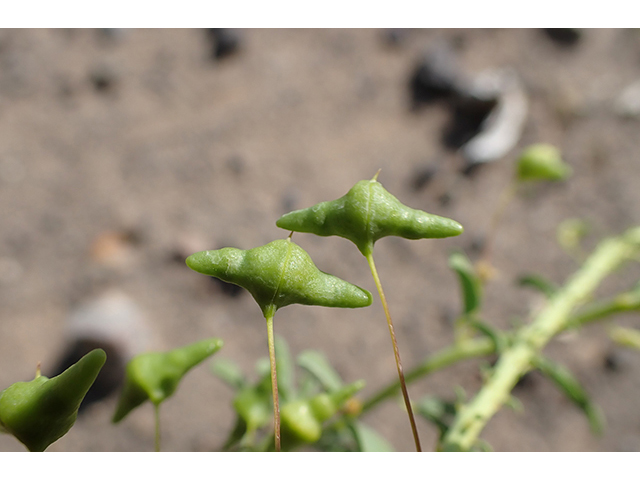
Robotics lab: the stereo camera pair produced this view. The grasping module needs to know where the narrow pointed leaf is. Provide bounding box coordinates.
[210,358,246,390]
[0,349,106,452]
[533,355,605,435]
[449,251,482,314]
[276,175,463,257]
[113,337,223,423]
[349,421,394,452]
[518,274,558,299]
[298,350,344,393]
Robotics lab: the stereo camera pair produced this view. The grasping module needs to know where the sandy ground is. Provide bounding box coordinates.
[2,28,640,452]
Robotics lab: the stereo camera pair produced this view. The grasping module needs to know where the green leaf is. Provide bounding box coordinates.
[276,172,463,257]
[112,338,223,423]
[532,355,605,435]
[449,251,482,315]
[349,420,394,452]
[297,349,344,393]
[0,349,106,452]
[609,326,640,351]
[518,274,558,298]
[210,358,246,390]
[274,336,295,402]
[187,238,372,317]
[416,395,457,439]
[516,144,571,182]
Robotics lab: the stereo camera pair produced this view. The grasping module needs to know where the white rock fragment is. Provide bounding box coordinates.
[614,80,640,118]
[461,69,529,167]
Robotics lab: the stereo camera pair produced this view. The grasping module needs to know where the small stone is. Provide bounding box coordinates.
[409,41,465,108]
[614,79,640,119]
[205,28,242,60]
[542,29,582,47]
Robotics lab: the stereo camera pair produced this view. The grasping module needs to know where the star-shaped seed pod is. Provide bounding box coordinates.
[112,338,223,423]
[275,173,463,256]
[186,238,372,317]
[0,349,106,452]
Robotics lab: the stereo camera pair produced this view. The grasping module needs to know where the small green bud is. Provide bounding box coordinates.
[276,174,463,257]
[280,380,365,445]
[0,349,106,452]
[516,144,571,182]
[186,238,372,317]
[112,338,223,423]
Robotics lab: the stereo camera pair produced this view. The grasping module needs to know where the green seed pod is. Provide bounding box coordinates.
[186,238,372,317]
[516,144,571,182]
[112,338,223,423]
[280,380,365,444]
[0,349,106,452]
[276,174,464,257]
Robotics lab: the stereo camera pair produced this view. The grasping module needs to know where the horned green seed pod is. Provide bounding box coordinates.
[516,144,571,182]
[112,337,223,423]
[0,349,106,452]
[280,380,365,445]
[275,174,463,257]
[186,237,372,316]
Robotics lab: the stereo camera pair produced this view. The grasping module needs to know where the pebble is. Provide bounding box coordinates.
[459,69,529,170]
[409,41,466,108]
[50,290,152,412]
[205,29,242,60]
[613,79,640,118]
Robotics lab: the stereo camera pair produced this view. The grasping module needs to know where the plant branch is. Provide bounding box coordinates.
[265,312,281,452]
[441,227,640,451]
[361,337,495,414]
[366,252,422,452]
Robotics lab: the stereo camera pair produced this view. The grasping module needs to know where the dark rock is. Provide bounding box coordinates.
[542,29,582,47]
[409,41,464,109]
[408,163,438,192]
[48,337,125,413]
[205,28,242,60]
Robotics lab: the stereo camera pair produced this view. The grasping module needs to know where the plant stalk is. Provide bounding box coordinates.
[366,252,422,452]
[154,404,161,452]
[362,337,495,414]
[265,312,281,452]
[442,227,640,451]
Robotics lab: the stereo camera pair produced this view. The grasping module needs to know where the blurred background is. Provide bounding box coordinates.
[2,28,640,451]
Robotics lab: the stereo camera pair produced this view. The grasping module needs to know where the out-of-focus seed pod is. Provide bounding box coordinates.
[0,349,106,452]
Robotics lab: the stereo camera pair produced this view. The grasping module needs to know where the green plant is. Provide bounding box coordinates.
[112,337,223,451]
[3,143,640,452]
[0,349,106,452]
[186,236,372,451]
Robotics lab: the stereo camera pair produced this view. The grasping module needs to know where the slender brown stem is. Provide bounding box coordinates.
[366,252,422,452]
[265,312,281,451]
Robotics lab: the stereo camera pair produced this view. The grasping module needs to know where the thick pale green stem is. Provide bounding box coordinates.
[442,227,640,451]
[366,252,422,452]
[362,337,495,413]
[265,311,281,452]
[154,404,161,452]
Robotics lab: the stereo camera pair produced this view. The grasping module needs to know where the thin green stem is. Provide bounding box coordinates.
[154,403,161,452]
[361,337,496,414]
[366,252,422,452]
[441,227,640,451]
[265,311,281,452]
